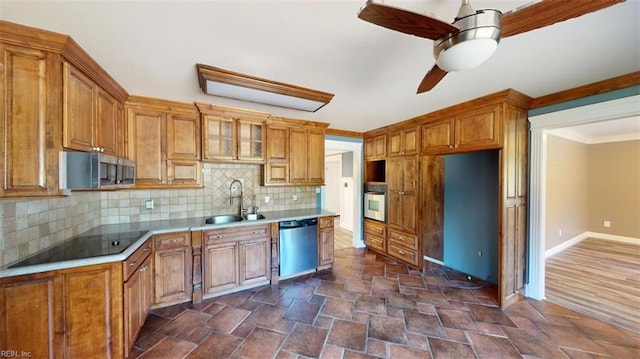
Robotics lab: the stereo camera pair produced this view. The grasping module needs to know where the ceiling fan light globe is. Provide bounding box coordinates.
[436,38,498,72]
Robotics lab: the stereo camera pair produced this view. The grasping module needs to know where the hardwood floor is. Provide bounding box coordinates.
[333,216,353,250]
[546,237,640,334]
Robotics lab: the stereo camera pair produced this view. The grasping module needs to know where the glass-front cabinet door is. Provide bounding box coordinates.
[237,119,264,162]
[203,115,234,161]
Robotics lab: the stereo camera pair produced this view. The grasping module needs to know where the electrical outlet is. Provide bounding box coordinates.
[145,199,154,210]
[603,220,611,228]
[264,196,270,204]
[558,229,563,237]
[292,194,298,201]
[477,250,483,257]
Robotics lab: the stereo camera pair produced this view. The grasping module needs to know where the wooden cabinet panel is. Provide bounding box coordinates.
[128,107,166,185]
[167,112,200,160]
[96,89,119,155]
[456,105,501,151]
[389,126,419,156]
[307,129,325,184]
[318,227,334,267]
[365,133,387,160]
[289,128,308,184]
[154,232,192,305]
[0,275,61,358]
[0,43,60,197]
[264,162,289,184]
[266,125,289,161]
[387,157,417,234]
[203,241,239,295]
[124,254,152,358]
[240,238,270,285]
[421,117,454,154]
[63,263,123,359]
[420,155,445,261]
[167,160,202,186]
[63,62,95,151]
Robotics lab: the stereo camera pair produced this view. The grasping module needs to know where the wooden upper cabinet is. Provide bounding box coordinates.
[0,42,61,197]
[421,117,455,154]
[127,107,167,186]
[63,62,121,156]
[290,128,325,185]
[388,125,419,156]
[126,96,202,188]
[264,118,328,186]
[197,103,267,163]
[421,105,502,155]
[364,133,387,160]
[264,124,290,185]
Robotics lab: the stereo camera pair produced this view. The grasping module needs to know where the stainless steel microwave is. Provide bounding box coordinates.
[60,151,135,190]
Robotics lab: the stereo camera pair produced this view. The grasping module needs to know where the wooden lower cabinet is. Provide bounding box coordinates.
[153,232,193,306]
[364,219,386,254]
[124,253,153,358]
[318,216,335,269]
[202,224,270,297]
[0,262,124,358]
[387,229,420,267]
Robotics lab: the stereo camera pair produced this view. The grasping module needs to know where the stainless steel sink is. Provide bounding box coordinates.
[243,213,265,221]
[204,215,243,225]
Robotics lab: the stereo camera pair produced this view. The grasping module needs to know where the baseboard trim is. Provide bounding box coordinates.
[545,233,589,258]
[584,231,640,245]
[546,231,640,258]
[423,255,444,266]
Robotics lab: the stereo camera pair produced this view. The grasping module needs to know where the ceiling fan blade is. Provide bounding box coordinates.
[501,0,625,38]
[358,1,458,40]
[417,65,448,93]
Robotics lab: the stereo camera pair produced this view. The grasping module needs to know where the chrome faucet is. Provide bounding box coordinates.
[229,179,245,216]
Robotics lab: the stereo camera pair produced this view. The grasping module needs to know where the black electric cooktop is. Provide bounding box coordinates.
[9,230,147,268]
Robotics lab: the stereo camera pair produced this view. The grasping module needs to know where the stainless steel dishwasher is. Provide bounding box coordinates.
[279,218,318,278]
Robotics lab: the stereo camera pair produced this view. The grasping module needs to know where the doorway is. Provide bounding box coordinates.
[322,138,364,248]
[527,95,639,300]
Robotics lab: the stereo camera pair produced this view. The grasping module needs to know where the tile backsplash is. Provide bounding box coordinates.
[0,163,319,267]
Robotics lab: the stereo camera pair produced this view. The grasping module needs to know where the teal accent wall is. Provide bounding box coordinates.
[443,150,499,284]
[529,85,640,116]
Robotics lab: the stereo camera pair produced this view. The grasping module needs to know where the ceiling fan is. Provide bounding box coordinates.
[358,0,625,93]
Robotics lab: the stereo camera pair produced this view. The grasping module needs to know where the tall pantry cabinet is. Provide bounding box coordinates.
[363,89,532,308]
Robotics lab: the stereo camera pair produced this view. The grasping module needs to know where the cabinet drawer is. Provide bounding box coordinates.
[388,230,418,251]
[364,220,386,237]
[205,224,270,244]
[364,234,385,253]
[123,238,152,280]
[387,242,419,266]
[319,216,334,228]
[155,232,191,250]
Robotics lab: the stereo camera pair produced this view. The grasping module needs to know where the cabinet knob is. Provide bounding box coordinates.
[217,235,223,239]
[398,237,404,241]
[170,239,178,243]
[129,260,137,266]
[398,250,405,255]
[140,265,148,272]
[144,246,151,251]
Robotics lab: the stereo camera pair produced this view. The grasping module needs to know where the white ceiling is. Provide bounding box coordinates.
[548,116,640,144]
[1,0,639,133]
